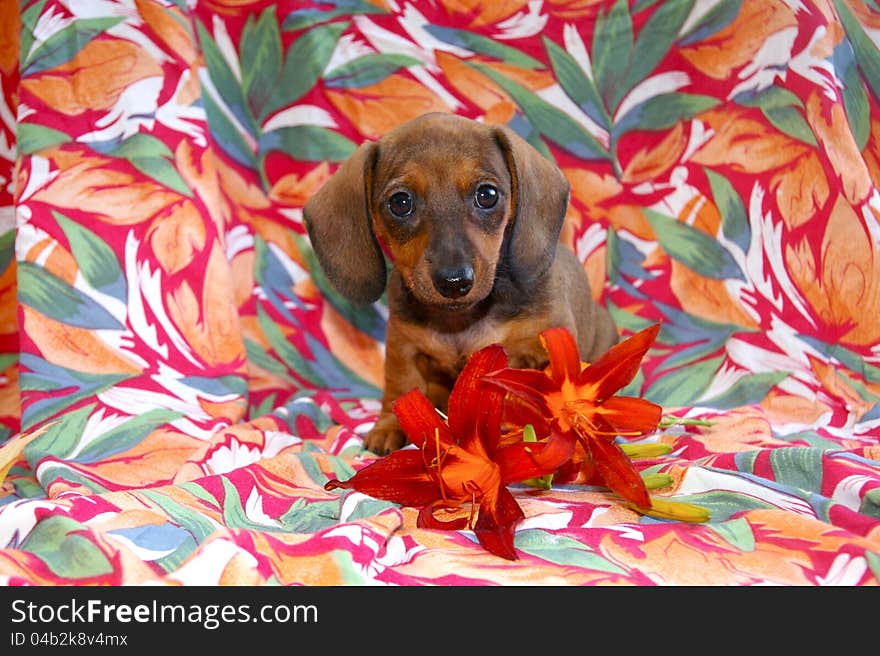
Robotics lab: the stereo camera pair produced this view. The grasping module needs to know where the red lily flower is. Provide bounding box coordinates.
[325,344,558,560]
[482,324,663,509]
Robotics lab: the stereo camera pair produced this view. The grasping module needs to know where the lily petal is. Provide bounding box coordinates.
[495,440,565,483]
[393,388,455,451]
[584,416,651,508]
[324,449,440,506]
[474,485,524,560]
[576,323,661,400]
[600,395,663,437]
[480,367,557,413]
[540,326,583,385]
[448,343,508,443]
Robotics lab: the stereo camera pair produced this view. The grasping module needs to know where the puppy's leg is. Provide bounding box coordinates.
[363,324,438,454]
[365,381,453,454]
[363,411,408,455]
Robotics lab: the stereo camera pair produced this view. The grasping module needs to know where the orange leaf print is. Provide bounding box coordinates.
[621,123,688,184]
[146,199,207,275]
[805,89,873,205]
[0,260,18,337]
[438,0,530,28]
[326,73,451,140]
[21,306,143,376]
[320,303,384,390]
[670,261,760,330]
[166,241,245,367]
[32,149,184,225]
[20,233,78,286]
[229,250,255,310]
[582,243,608,302]
[785,194,880,346]
[0,0,20,76]
[435,51,517,121]
[269,163,331,208]
[692,109,805,174]
[864,116,880,188]
[692,109,830,230]
[21,39,163,115]
[0,423,54,485]
[761,389,833,429]
[565,167,655,240]
[544,0,608,20]
[770,149,829,230]
[679,1,798,80]
[135,0,200,66]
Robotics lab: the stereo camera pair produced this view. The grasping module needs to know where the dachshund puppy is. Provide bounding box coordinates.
[303,112,617,454]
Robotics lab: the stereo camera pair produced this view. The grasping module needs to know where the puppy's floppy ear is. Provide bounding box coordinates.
[493,125,570,286]
[303,141,386,304]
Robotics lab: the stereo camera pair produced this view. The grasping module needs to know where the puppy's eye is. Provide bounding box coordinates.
[474,184,498,209]
[388,191,414,217]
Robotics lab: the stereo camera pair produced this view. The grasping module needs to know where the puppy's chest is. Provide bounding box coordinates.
[406,317,545,380]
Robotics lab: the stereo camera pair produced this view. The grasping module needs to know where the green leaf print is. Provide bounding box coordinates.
[23,17,125,75]
[704,169,750,253]
[25,403,94,461]
[195,20,256,138]
[143,488,221,544]
[324,53,423,88]
[766,447,825,499]
[17,261,126,330]
[515,529,628,573]
[240,7,283,120]
[282,2,386,32]
[297,232,387,342]
[469,62,609,161]
[258,125,357,162]
[592,0,634,112]
[644,209,745,281]
[21,516,114,579]
[613,92,719,137]
[708,517,756,552]
[201,87,257,168]
[0,230,13,276]
[765,106,819,146]
[53,212,127,302]
[74,408,185,463]
[423,25,544,70]
[700,371,789,410]
[679,0,742,46]
[836,0,880,106]
[836,39,871,151]
[19,354,135,429]
[261,21,349,121]
[88,133,193,195]
[16,123,72,155]
[623,0,694,98]
[799,335,880,383]
[19,0,51,66]
[645,354,724,406]
[543,36,611,131]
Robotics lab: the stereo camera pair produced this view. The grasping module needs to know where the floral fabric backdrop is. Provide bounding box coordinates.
[0,0,878,585]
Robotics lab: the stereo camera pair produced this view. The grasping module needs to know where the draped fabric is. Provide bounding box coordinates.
[0,0,878,585]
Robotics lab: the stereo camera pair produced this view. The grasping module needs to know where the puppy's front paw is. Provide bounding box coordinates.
[363,414,408,455]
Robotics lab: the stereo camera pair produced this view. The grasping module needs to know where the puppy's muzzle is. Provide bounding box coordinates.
[432,265,474,299]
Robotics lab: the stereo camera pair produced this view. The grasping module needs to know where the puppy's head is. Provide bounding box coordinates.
[303,112,570,308]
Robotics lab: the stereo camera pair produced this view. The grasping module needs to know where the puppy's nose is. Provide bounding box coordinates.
[432,266,474,299]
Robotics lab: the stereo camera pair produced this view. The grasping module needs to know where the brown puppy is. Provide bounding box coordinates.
[303,112,617,454]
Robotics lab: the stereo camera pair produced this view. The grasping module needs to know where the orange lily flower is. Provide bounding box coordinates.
[325,344,558,560]
[482,324,664,509]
